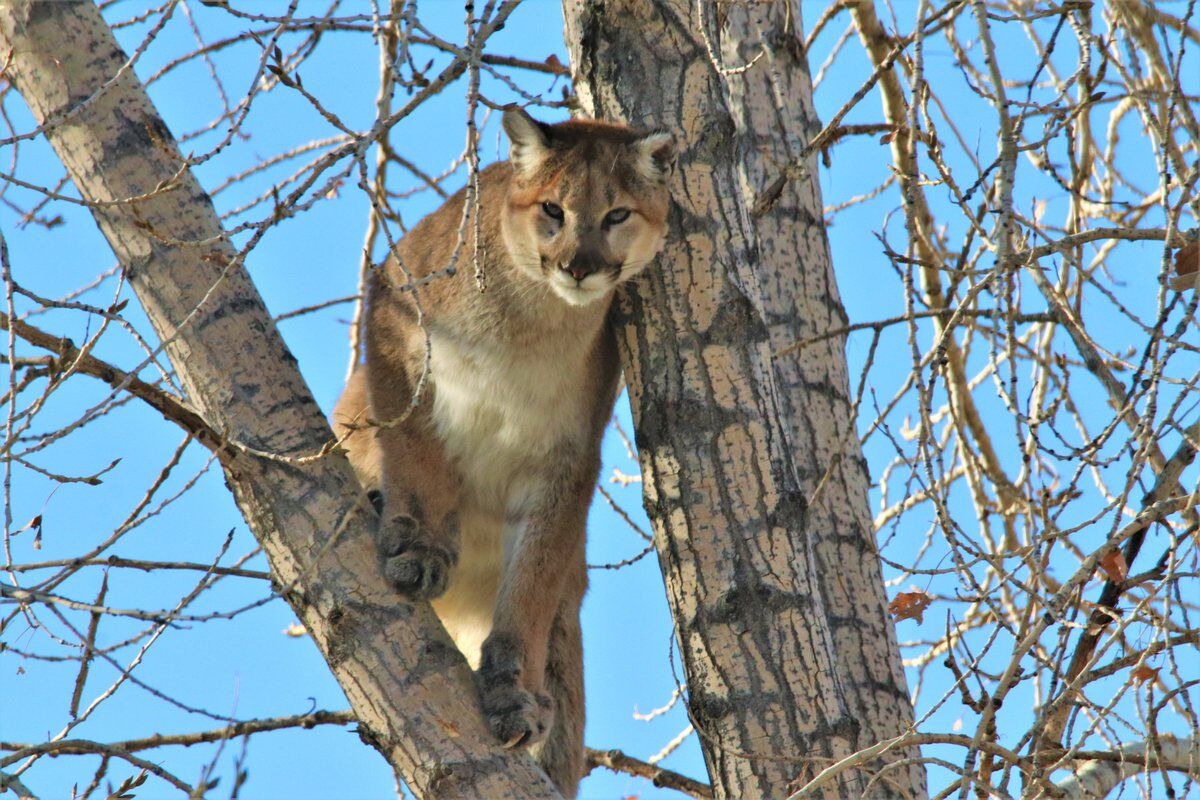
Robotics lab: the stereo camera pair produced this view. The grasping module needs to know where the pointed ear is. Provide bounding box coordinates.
[502,106,550,174]
[634,131,676,182]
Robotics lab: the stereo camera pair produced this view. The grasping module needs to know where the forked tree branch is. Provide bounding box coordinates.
[0,2,557,797]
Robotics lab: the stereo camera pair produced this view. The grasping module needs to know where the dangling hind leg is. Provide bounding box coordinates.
[532,582,586,798]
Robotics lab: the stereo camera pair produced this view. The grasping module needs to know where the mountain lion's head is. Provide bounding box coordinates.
[500,107,675,307]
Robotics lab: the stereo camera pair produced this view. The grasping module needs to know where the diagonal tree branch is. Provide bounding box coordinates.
[0,2,557,797]
[586,747,714,799]
[0,312,223,452]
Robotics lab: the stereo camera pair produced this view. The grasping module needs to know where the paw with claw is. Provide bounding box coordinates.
[476,632,553,748]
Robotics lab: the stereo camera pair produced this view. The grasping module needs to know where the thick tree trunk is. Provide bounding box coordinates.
[0,2,558,797]
[564,2,926,797]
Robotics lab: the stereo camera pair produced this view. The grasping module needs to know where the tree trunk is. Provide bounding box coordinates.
[0,2,557,796]
[564,2,926,797]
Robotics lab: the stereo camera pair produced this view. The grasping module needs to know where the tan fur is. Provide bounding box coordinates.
[333,108,673,798]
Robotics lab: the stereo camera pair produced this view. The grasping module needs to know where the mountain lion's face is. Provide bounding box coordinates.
[501,109,675,307]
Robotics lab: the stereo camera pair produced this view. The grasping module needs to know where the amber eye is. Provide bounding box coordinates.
[603,208,631,227]
[542,202,564,221]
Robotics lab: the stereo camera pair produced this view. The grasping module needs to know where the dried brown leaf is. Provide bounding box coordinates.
[888,590,933,624]
[1171,242,1199,290]
[1131,663,1159,685]
[1175,242,1199,277]
[29,514,43,550]
[1100,549,1128,583]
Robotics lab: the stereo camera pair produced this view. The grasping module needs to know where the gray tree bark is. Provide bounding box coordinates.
[1,0,927,795]
[0,2,558,797]
[564,2,927,797]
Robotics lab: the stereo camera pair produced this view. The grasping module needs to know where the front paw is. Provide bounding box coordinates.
[377,514,455,600]
[477,633,553,748]
[478,681,553,749]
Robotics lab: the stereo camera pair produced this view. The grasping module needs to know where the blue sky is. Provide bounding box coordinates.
[2,2,1197,799]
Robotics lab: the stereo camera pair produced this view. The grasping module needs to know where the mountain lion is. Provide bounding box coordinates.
[334,107,674,796]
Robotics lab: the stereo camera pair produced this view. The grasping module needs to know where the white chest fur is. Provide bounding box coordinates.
[426,331,590,665]
[429,332,587,514]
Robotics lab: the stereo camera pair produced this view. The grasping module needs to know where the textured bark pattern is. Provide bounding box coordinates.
[564,1,925,797]
[0,3,558,797]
